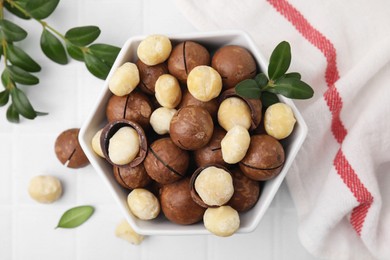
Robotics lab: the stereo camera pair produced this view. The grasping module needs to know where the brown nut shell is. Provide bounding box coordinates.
[144,137,189,184]
[170,106,214,150]
[178,89,218,120]
[189,164,232,208]
[160,177,206,225]
[219,88,262,131]
[239,134,285,181]
[211,45,257,89]
[193,127,228,168]
[113,164,152,189]
[54,128,89,168]
[136,60,168,95]
[100,119,147,168]
[106,91,153,130]
[168,41,210,83]
[227,167,260,212]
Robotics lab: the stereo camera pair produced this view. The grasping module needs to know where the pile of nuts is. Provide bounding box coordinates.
[91,35,297,237]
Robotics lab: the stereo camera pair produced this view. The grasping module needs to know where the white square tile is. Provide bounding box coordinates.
[0,207,12,260]
[0,135,12,204]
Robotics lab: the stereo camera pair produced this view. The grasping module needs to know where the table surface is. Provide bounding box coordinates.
[0,0,316,259]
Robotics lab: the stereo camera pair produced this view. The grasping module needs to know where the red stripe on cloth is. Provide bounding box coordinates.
[267,0,373,235]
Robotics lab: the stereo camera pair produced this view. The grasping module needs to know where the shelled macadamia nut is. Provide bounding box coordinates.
[187,65,222,102]
[264,102,296,140]
[218,97,252,131]
[113,164,151,190]
[150,107,177,135]
[168,41,210,83]
[109,62,140,96]
[91,129,104,158]
[108,127,140,165]
[137,35,172,66]
[193,166,234,207]
[55,128,89,169]
[160,178,206,225]
[136,59,168,95]
[115,219,144,245]
[212,45,257,89]
[28,175,62,203]
[127,188,160,220]
[203,206,240,237]
[155,74,182,108]
[221,125,251,164]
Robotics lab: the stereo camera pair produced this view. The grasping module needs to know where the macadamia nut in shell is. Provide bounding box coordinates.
[127,188,160,220]
[187,65,222,102]
[137,35,172,66]
[109,62,140,96]
[264,103,296,139]
[28,175,62,203]
[203,206,240,237]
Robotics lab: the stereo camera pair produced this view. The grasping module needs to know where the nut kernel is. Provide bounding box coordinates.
[91,129,104,158]
[115,219,144,245]
[28,175,62,203]
[203,206,240,237]
[127,188,160,220]
[108,127,140,165]
[187,65,222,102]
[194,166,234,206]
[150,107,177,135]
[221,125,251,164]
[109,62,140,96]
[137,35,172,66]
[218,97,252,131]
[264,103,296,139]
[155,74,182,108]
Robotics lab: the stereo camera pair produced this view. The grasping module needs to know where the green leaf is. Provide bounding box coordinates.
[66,43,84,61]
[284,72,301,80]
[271,77,314,99]
[10,87,37,119]
[7,44,41,72]
[0,90,10,107]
[65,26,101,46]
[254,73,268,88]
[260,91,279,107]
[35,110,48,116]
[235,79,262,99]
[25,0,60,19]
[89,43,120,67]
[6,103,20,123]
[40,29,68,65]
[4,1,31,20]
[1,69,14,88]
[7,66,39,85]
[84,53,110,79]
[0,19,28,42]
[268,41,291,80]
[56,205,94,229]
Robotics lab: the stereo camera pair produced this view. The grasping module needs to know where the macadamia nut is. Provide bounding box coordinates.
[150,107,177,135]
[194,166,234,206]
[127,188,160,220]
[218,97,252,131]
[115,219,144,245]
[137,35,172,66]
[108,127,140,165]
[28,175,62,203]
[155,74,182,108]
[221,125,251,164]
[264,103,296,139]
[203,206,240,237]
[91,129,104,158]
[187,65,222,102]
[109,62,140,96]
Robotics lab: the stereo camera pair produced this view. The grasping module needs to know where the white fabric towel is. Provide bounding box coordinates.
[174,0,390,259]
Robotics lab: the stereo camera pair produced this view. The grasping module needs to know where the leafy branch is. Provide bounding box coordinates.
[235,41,314,106]
[0,0,120,123]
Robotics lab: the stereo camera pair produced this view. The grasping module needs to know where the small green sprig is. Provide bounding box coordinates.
[0,0,120,123]
[235,41,314,106]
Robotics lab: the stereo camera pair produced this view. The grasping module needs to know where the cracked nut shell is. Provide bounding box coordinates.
[55,128,89,168]
[136,59,168,95]
[113,164,152,190]
[178,89,218,120]
[144,137,189,184]
[239,134,285,181]
[160,177,206,225]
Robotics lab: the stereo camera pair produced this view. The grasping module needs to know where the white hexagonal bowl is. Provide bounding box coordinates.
[79,30,308,236]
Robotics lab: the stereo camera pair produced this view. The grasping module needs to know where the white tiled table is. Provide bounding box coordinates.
[0,1,315,259]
